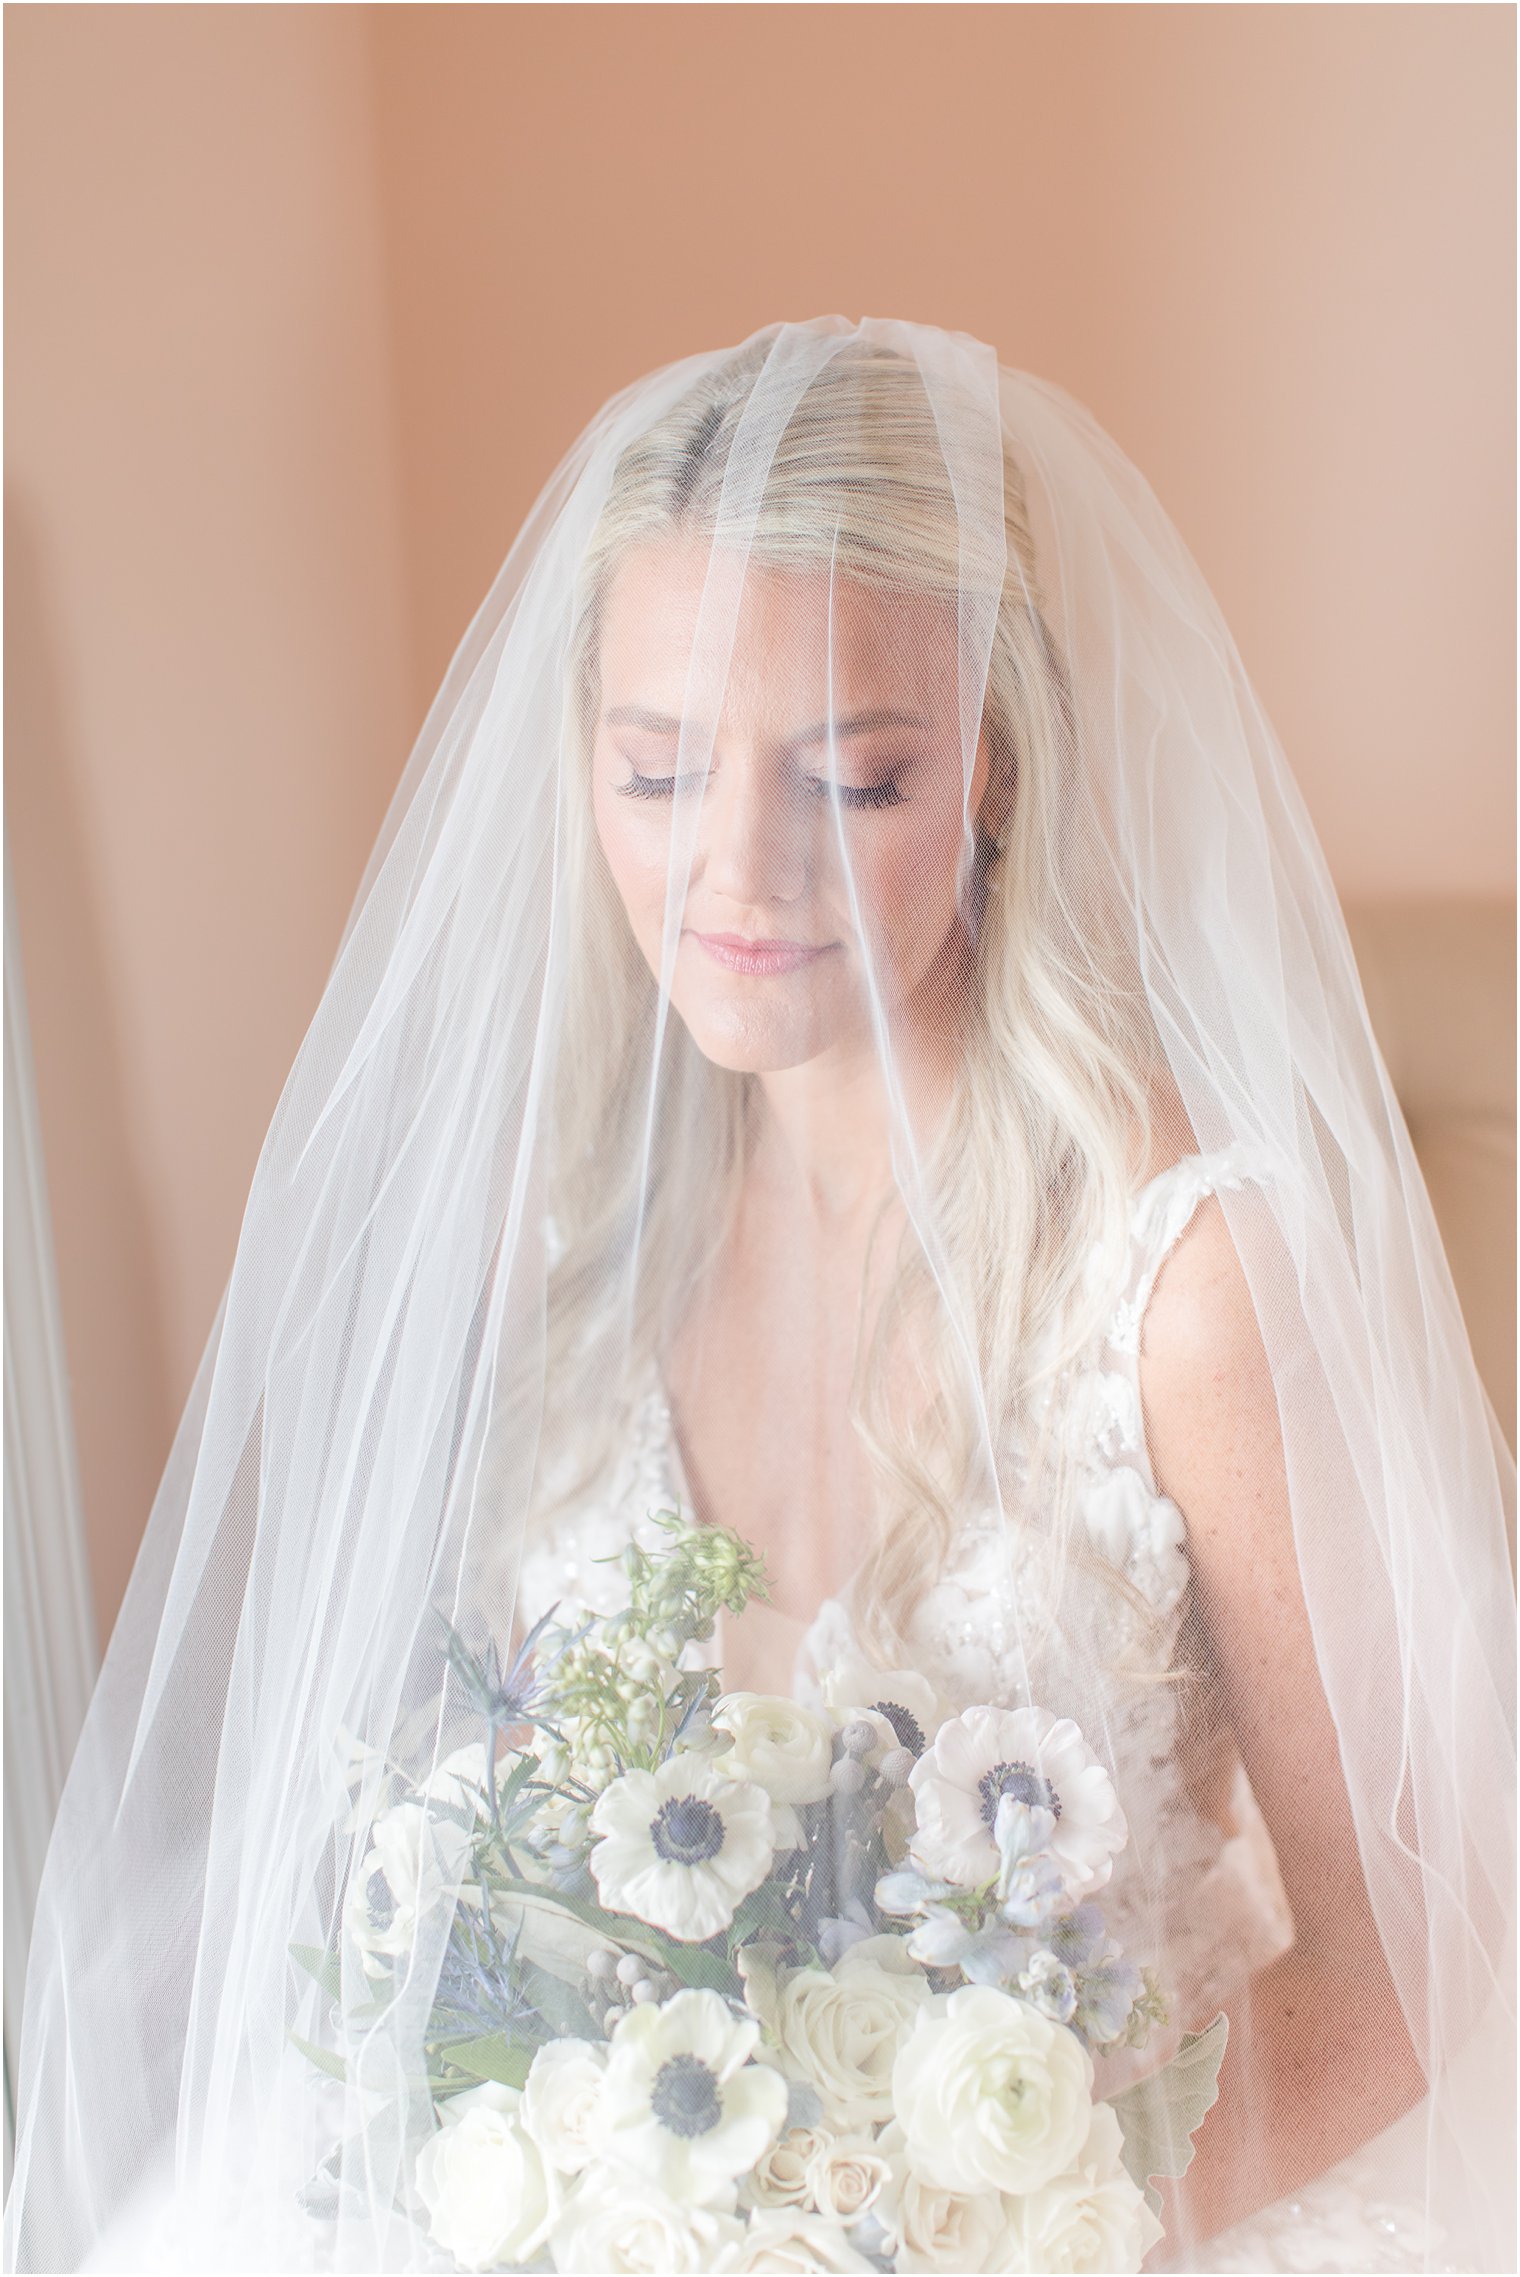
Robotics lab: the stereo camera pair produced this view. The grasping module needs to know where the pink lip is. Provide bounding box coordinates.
[691,931,832,977]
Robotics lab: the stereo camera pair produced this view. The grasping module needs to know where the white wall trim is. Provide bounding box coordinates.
[3,851,98,2175]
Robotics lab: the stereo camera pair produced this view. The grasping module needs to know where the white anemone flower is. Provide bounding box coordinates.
[344,1802,468,1980]
[602,1988,789,2206]
[908,1706,1127,1895]
[590,1755,775,1942]
[822,1662,945,1773]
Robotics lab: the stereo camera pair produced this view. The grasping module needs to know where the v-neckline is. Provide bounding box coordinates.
[638,1149,1235,1664]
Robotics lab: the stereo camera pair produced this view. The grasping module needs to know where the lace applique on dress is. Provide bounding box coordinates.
[515,1374,681,1628]
[522,1151,1293,2033]
[511,1151,1445,2272]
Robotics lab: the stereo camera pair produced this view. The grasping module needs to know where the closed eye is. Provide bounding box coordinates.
[802,774,906,810]
[617,763,907,809]
[617,765,704,801]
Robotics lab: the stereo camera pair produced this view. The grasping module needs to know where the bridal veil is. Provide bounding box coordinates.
[5,317,1513,2274]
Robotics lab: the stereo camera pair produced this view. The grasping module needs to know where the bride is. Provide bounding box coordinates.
[6,319,1514,2276]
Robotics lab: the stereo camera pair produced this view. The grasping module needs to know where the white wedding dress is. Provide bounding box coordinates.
[519,1148,1452,2275]
[14,324,1507,2277]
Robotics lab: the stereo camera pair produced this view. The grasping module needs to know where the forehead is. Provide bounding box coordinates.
[596,535,960,728]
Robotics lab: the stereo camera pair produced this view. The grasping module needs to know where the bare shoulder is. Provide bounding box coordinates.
[1136,1189,1284,1545]
[1143,1187,1264,1366]
[1132,1177,1377,1959]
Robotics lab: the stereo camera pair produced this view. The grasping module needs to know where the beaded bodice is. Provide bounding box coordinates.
[514,1144,1449,2271]
[516,1146,1296,2077]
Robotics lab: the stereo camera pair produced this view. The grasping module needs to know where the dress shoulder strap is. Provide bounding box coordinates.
[1108,1141,1273,1357]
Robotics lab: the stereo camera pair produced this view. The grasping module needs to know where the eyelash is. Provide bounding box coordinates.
[618,766,906,810]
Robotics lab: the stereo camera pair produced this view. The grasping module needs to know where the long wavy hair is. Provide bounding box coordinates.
[536,335,1177,1664]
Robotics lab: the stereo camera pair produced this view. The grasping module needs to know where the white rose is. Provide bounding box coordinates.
[743,2126,827,2210]
[804,2133,891,2225]
[414,2081,555,2271]
[892,1985,1093,2197]
[715,2208,875,2271]
[877,2125,1010,2274]
[550,2163,742,2272]
[744,1935,931,2129]
[522,2038,606,2176]
[996,2102,1165,2273]
[714,1695,835,1805]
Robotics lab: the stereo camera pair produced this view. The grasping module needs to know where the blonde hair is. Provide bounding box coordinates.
[540,336,1170,1661]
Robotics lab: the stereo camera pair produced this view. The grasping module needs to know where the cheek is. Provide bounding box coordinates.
[592,781,669,953]
[848,800,967,982]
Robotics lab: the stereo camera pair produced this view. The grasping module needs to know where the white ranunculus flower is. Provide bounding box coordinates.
[822,1661,946,1771]
[601,1987,788,2206]
[742,2126,828,2210]
[908,1706,1127,1896]
[522,2037,607,2176]
[414,2080,555,2271]
[589,1754,775,1942]
[803,2132,892,2226]
[876,2124,1010,2274]
[550,2163,743,2272]
[892,1984,1094,2197]
[715,2208,876,2271]
[996,2102,1165,2273]
[742,1935,932,2130]
[714,1694,835,1805]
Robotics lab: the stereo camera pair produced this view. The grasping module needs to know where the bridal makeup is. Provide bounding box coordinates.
[589,532,989,1077]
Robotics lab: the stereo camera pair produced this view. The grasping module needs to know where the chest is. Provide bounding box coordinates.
[660,1205,884,1615]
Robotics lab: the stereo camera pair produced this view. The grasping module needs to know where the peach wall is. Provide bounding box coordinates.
[371,3,1515,900]
[5,6,414,1637]
[5,6,1513,1641]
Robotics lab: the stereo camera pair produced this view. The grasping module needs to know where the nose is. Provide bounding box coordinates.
[697,745,809,909]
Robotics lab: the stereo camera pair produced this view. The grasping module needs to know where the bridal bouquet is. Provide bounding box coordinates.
[306,1514,1225,2274]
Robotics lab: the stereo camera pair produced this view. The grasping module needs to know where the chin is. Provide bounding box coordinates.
[674,993,844,1075]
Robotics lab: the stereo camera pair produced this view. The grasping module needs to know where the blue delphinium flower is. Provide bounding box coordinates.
[1018,1947,1079,2024]
[874,1866,960,1916]
[1046,1900,1107,1968]
[817,1898,876,1967]
[906,1905,1030,1985]
[1073,1948,1144,2048]
[992,1795,1068,1932]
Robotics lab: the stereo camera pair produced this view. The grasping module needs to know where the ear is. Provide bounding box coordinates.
[972,725,1016,851]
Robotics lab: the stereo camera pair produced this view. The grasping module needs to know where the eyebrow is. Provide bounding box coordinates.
[602,706,930,744]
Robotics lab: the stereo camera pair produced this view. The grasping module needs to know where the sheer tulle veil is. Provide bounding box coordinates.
[5,316,1513,2274]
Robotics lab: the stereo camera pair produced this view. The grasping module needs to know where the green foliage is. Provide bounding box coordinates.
[290,1943,342,2002]
[432,2035,535,2092]
[1111,2012,1230,2214]
[290,2032,347,2083]
[492,1878,740,1997]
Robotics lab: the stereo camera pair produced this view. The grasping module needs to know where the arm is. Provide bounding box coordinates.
[1136,1195,1426,2250]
